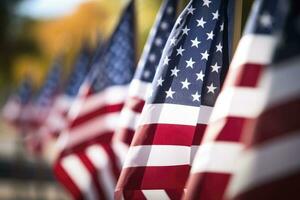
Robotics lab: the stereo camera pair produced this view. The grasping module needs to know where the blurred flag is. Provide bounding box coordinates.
[184,0,290,199]
[113,0,179,160]
[38,42,92,141]
[26,60,62,152]
[116,0,231,198]
[54,1,136,199]
[226,1,300,199]
[2,77,33,129]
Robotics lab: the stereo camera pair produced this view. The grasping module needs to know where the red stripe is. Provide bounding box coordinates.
[53,160,84,200]
[116,165,190,190]
[165,189,184,200]
[77,151,107,199]
[70,103,124,128]
[192,124,207,145]
[131,124,197,146]
[115,190,147,200]
[215,117,248,142]
[184,172,231,200]
[234,172,300,200]
[235,63,264,87]
[114,127,135,146]
[243,98,300,147]
[126,97,145,113]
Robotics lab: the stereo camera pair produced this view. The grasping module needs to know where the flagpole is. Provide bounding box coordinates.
[232,0,243,57]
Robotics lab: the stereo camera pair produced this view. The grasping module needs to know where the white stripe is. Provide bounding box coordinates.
[68,85,128,120]
[139,104,213,126]
[123,145,191,167]
[191,142,243,174]
[210,87,266,122]
[129,79,152,100]
[64,113,119,149]
[227,131,300,198]
[264,60,300,107]
[61,155,98,200]
[112,141,129,167]
[118,107,141,130]
[142,190,170,200]
[231,34,277,69]
[86,145,116,200]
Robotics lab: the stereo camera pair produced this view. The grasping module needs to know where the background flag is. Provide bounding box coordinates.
[54,1,136,199]
[116,0,231,198]
[184,0,290,199]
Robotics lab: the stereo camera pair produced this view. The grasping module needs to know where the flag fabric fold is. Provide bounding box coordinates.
[184,0,290,199]
[116,0,232,198]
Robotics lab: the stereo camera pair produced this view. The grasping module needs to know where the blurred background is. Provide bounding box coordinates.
[0,0,253,199]
[0,0,163,199]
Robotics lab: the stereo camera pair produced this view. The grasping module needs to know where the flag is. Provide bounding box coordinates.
[116,0,232,198]
[113,0,179,159]
[26,61,62,152]
[2,78,33,129]
[226,1,300,199]
[184,0,290,199]
[54,1,136,199]
[38,43,92,141]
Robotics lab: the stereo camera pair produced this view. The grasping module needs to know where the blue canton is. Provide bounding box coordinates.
[149,0,231,107]
[65,44,91,97]
[91,1,136,93]
[134,0,179,83]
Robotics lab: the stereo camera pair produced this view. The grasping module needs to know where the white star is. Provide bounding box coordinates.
[220,23,224,31]
[203,0,212,7]
[216,42,223,52]
[149,54,156,62]
[201,50,209,60]
[207,83,217,94]
[163,56,170,65]
[196,17,207,28]
[155,38,163,46]
[206,31,215,40]
[157,77,164,86]
[187,6,196,15]
[160,22,168,30]
[196,70,205,81]
[167,6,174,14]
[181,78,191,90]
[186,57,195,68]
[212,10,219,20]
[182,26,190,35]
[170,37,177,46]
[192,91,201,102]
[191,37,201,48]
[259,12,272,28]
[170,67,180,77]
[176,46,185,56]
[165,87,175,99]
[176,17,182,25]
[211,62,221,73]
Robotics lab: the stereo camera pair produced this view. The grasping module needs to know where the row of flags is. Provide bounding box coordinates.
[2,0,300,199]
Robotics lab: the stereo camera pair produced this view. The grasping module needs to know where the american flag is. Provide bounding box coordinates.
[26,62,62,152]
[54,1,136,199]
[113,0,179,159]
[227,1,300,199]
[116,0,231,198]
[38,43,92,142]
[2,78,33,128]
[184,0,290,199]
